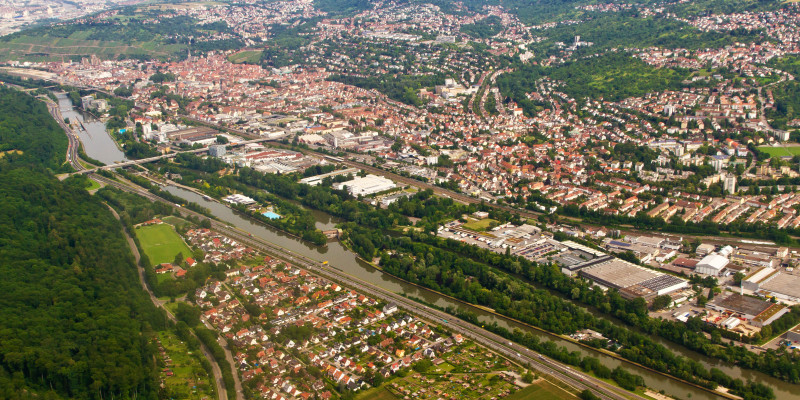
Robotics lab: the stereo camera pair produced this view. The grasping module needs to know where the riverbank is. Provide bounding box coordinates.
[345,245,739,400]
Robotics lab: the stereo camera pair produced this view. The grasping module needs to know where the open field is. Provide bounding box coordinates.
[163,215,192,230]
[757,145,800,158]
[228,50,262,64]
[463,217,499,231]
[135,223,192,265]
[506,380,577,400]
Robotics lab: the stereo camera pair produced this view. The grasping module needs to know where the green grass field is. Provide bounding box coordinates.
[227,50,262,64]
[506,380,577,400]
[757,145,800,158]
[135,223,192,265]
[462,218,499,231]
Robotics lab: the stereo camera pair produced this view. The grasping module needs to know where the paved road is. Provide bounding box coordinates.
[90,174,650,400]
[43,98,83,171]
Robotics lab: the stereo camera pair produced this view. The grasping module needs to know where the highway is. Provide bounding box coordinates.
[88,173,647,400]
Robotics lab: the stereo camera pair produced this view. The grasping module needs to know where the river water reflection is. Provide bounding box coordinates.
[56,92,128,165]
[162,185,799,400]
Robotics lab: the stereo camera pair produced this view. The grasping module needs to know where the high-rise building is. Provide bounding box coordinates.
[723,174,736,195]
[209,144,227,158]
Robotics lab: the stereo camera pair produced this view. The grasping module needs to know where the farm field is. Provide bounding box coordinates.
[135,223,193,265]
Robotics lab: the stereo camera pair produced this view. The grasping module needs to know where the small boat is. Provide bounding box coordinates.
[202,195,212,201]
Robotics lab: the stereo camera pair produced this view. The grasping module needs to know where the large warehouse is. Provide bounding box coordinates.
[695,253,729,276]
[333,174,397,196]
[578,258,688,300]
[708,292,788,328]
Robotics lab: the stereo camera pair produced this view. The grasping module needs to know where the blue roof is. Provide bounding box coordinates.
[609,240,631,247]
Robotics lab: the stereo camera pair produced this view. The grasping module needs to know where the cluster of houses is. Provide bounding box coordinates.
[194,252,488,399]
[185,228,256,264]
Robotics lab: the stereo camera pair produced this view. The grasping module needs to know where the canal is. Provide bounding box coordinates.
[56,92,128,165]
[162,184,798,400]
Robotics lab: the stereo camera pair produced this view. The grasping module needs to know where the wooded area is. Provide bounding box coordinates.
[0,87,164,399]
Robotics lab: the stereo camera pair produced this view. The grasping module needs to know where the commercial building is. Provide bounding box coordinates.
[223,194,256,205]
[333,174,396,196]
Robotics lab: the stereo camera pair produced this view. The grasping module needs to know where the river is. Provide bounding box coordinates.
[161,185,799,400]
[55,92,128,165]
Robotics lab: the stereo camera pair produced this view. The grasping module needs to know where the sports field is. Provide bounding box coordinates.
[757,145,800,158]
[135,223,192,265]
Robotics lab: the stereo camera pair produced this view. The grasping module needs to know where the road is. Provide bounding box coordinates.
[73,137,273,175]
[89,173,651,400]
[43,97,83,171]
[105,205,230,400]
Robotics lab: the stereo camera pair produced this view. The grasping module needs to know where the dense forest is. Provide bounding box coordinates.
[0,86,68,172]
[0,87,164,399]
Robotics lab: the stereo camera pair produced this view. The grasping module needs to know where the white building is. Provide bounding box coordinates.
[695,253,729,276]
[333,175,396,196]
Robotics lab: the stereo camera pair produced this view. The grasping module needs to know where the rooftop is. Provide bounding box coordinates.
[711,292,772,317]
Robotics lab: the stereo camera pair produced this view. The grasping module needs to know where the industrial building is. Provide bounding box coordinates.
[695,246,733,276]
[707,292,788,328]
[580,259,688,300]
[333,174,396,196]
[299,168,359,186]
[168,126,219,145]
[744,266,800,302]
